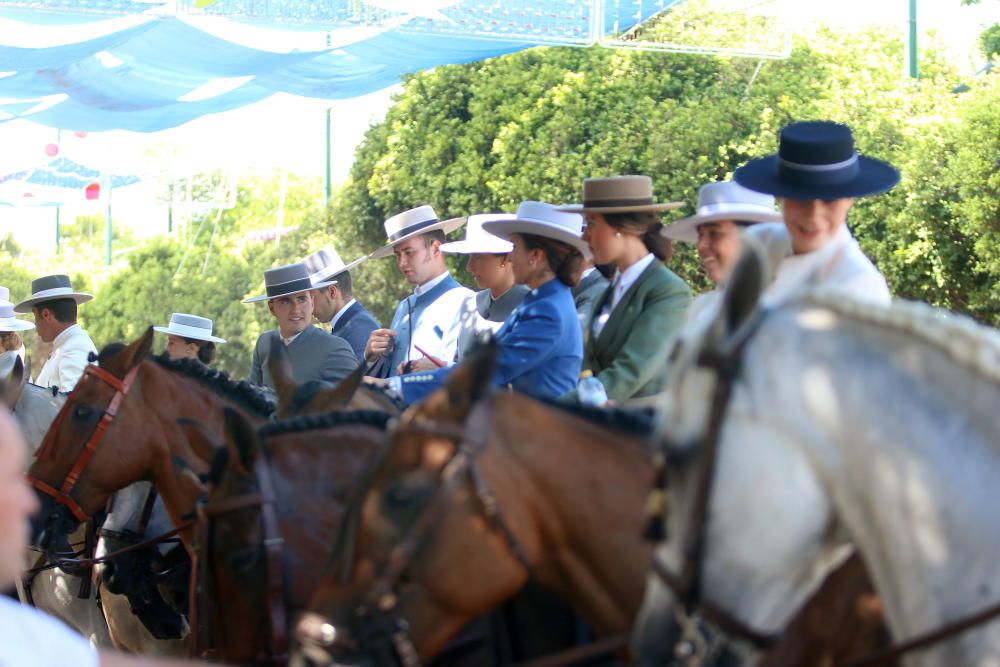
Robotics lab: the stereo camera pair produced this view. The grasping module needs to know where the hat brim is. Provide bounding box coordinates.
[153,326,227,344]
[13,293,93,314]
[0,319,35,332]
[662,210,785,243]
[243,278,335,304]
[557,201,685,214]
[370,216,467,259]
[734,155,900,200]
[309,255,367,284]
[440,239,512,255]
[482,219,592,260]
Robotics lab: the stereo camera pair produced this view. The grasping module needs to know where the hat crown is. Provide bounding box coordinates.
[0,301,16,319]
[778,121,856,166]
[384,205,439,240]
[263,263,311,287]
[30,274,73,295]
[465,213,515,243]
[0,286,8,302]
[170,313,213,332]
[581,175,654,206]
[697,181,776,214]
[514,201,584,235]
[303,246,346,278]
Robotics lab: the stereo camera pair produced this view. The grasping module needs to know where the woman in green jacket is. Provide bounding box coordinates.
[561,175,691,403]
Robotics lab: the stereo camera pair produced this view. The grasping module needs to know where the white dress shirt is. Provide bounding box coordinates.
[35,324,97,390]
[591,253,656,340]
[329,298,357,330]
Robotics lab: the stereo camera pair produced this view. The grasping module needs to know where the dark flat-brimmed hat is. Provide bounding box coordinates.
[734,121,900,200]
[302,245,367,284]
[440,213,516,254]
[482,201,591,258]
[370,205,466,259]
[154,313,226,343]
[558,175,684,214]
[663,180,783,243]
[14,274,94,313]
[244,263,335,304]
[0,301,35,332]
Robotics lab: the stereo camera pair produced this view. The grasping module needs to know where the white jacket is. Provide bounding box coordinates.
[35,324,97,391]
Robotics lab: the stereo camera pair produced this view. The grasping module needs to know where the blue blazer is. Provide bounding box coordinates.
[332,300,380,363]
[399,278,582,404]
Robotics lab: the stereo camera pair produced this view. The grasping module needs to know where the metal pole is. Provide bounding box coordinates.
[907,0,918,78]
[105,182,112,265]
[325,107,332,207]
[55,207,61,252]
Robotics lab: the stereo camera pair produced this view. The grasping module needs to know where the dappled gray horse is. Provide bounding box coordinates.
[634,240,1000,666]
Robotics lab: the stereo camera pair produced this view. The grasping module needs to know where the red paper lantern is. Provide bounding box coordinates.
[22,192,33,198]
[74,131,87,138]
[44,143,59,157]
[85,182,100,200]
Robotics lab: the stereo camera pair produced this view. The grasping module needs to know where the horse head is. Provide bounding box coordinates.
[29,329,154,556]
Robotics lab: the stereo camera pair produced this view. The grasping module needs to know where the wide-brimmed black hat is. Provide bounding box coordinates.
[734,121,899,200]
[14,274,93,313]
[244,263,334,303]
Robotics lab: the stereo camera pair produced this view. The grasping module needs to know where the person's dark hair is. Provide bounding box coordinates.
[520,234,583,287]
[182,337,216,365]
[333,269,353,299]
[603,211,673,262]
[34,298,77,323]
[420,229,446,248]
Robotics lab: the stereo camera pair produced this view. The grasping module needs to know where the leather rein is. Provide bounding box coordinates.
[27,363,141,524]
[651,309,1000,666]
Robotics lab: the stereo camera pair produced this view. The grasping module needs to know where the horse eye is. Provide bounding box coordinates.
[73,405,93,420]
[385,485,417,507]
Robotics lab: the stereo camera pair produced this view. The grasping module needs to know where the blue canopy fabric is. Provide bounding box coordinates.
[0,1,675,132]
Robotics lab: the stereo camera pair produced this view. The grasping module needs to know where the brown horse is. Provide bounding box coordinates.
[197,406,390,664]
[292,347,889,667]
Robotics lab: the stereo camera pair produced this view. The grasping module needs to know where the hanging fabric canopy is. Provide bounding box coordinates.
[0,156,141,205]
[0,0,684,132]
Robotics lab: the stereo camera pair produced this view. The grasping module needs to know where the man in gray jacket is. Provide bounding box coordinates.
[245,262,357,391]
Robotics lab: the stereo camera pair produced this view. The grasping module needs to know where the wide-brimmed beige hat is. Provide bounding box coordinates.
[558,175,684,214]
[14,274,93,313]
[0,301,35,332]
[440,213,515,254]
[302,245,367,284]
[482,201,591,259]
[154,313,226,343]
[663,180,784,243]
[370,205,466,259]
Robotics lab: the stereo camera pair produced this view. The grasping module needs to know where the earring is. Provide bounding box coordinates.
[615,232,621,237]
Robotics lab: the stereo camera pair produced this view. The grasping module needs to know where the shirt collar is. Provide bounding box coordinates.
[580,266,597,280]
[51,323,80,349]
[413,271,450,297]
[281,330,304,346]
[329,298,357,329]
[614,253,655,293]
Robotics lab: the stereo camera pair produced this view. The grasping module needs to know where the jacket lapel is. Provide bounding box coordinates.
[593,262,657,356]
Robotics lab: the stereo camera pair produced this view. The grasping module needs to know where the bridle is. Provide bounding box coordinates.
[191,451,289,665]
[650,307,1000,667]
[28,362,141,525]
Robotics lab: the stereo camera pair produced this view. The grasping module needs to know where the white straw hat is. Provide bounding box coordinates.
[154,313,226,343]
[663,180,784,243]
[440,213,515,254]
[482,201,591,259]
[302,245,367,284]
[370,205,466,259]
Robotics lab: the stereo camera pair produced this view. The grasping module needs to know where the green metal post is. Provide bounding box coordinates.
[907,0,918,78]
[55,207,61,252]
[325,107,332,207]
[105,186,112,265]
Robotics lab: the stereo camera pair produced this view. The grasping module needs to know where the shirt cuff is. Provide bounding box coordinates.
[387,376,403,399]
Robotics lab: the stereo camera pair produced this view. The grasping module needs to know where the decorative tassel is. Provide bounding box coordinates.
[642,453,670,542]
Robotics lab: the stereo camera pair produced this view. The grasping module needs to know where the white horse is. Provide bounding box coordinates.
[633,241,1000,666]
[95,481,189,656]
[0,356,114,648]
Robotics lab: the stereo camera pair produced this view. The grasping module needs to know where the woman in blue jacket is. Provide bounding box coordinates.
[377,201,588,404]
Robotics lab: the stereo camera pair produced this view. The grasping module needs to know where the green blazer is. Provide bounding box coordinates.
[576,261,691,402]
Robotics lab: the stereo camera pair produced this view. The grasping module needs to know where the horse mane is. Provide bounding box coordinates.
[535,397,659,439]
[150,354,276,418]
[258,410,392,439]
[97,342,126,364]
[359,382,407,412]
[794,292,1000,384]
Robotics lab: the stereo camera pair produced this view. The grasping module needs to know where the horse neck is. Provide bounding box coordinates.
[491,396,654,634]
[15,383,65,457]
[754,309,1000,661]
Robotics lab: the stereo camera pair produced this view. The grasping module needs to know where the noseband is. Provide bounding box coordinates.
[28,363,141,524]
[313,394,535,667]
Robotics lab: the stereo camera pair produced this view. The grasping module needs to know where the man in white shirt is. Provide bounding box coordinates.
[364,205,471,377]
[0,406,203,667]
[734,120,898,306]
[14,275,97,391]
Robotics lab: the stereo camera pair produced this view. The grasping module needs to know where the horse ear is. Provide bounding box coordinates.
[441,339,497,421]
[712,233,767,343]
[222,407,260,475]
[323,364,365,409]
[268,336,298,417]
[3,356,25,408]
[110,328,155,376]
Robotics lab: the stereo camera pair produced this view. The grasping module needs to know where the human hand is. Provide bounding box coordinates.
[365,329,396,360]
